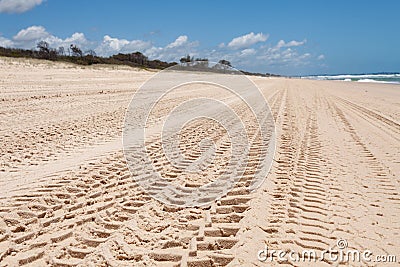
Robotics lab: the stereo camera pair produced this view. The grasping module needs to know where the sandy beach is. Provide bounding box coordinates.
[0,57,399,266]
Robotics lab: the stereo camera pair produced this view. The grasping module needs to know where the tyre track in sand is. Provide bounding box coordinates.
[230,82,399,266]
[325,94,400,258]
[0,77,280,266]
[237,86,340,266]
[1,63,399,266]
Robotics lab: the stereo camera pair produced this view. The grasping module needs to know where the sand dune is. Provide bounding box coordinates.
[0,57,399,266]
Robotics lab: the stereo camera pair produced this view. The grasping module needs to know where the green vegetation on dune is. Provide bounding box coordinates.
[0,41,280,77]
[0,42,176,69]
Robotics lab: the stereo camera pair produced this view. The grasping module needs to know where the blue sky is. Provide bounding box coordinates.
[0,0,399,75]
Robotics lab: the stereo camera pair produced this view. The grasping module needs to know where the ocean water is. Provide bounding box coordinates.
[302,73,400,84]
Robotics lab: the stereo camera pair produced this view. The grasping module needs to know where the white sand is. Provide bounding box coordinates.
[0,57,399,266]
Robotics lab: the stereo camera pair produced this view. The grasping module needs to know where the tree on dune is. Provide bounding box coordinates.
[36,41,50,59]
[180,54,193,66]
[70,44,83,57]
[85,50,96,57]
[218,59,232,68]
[194,58,209,68]
[131,51,147,65]
[36,41,57,60]
[57,46,65,56]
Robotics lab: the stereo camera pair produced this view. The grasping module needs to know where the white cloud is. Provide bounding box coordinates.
[64,33,87,44]
[124,40,152,52]
[95,35,152,56]
[227,32,268,49]
[5,25,90,50]
[276,39,306,49]
[144,46,163,58]
[286,40,306,47]
[96,35,197,60]
[0,0,43,13]
[276,40,285,49]
[166,35,188,49]
[318,54,325,60]
[13,25,49,42]
[240,48,256,57]
[0,36,14,47]
[102,35,129,50]
[145,36,199,62]
[254,42,313,69]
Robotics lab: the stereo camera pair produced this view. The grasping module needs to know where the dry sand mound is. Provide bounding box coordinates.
[0,57,399,266]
